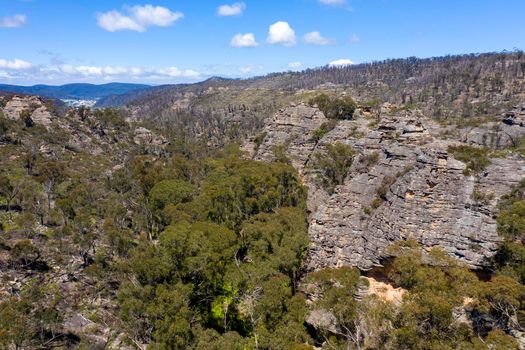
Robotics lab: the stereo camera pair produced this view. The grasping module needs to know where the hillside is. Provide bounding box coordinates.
[1,52,525,349]
[102,51,525,122]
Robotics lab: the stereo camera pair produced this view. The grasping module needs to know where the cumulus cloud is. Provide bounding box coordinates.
[230,33,258,47]
[75,66,103,76]
[0,58,32,70]
[218,2,246,16]
[0,58,202,84]
[303,31,334,45]
[267,21,296,47]
[55,64,200,79]
[318,0,346,5]
[288,62,302,69]
[103,66,128,75]
[97,5,183,32]
[329,59,354,67]
[0,14,27,28]
[155,67,200,78]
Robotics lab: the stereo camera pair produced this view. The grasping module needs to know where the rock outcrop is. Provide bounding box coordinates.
[133,126,168,146]
[243,103,525,271]
[2,96,55,128]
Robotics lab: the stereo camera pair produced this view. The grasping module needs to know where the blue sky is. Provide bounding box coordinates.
[0,0,524,85]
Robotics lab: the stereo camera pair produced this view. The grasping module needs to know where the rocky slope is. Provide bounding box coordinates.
[243,102,525,271]
[0,95,168,349]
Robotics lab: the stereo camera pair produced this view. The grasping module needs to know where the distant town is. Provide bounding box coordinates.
[61,99,98,108]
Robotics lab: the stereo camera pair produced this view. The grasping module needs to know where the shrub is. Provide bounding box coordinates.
[376,176,396,200]
[309,93,356,120]
[448,145,491,174]
[312,142,355,194]
[497,200,525,241]
[20,109,34,128]
[312,120,337,142]
[359,152,379,170]
[11,240,40,267]
[253,131,267,153]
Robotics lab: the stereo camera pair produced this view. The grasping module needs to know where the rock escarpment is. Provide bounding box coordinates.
[243,103,525,270]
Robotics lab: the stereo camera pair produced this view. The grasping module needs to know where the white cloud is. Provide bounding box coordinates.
[130,5,183,27]
[329,59,354,67]
[55,64,199,79]
[130,67,144,76]
[350,34,360,43]
[103,66,128,75]
[218,2,246,16]
[267,21,296,47]
[230,33,258,47]
[0,59,202,84]
[0,58,32,70]
[97,11,145,32]
[0,14,27,28]
[97,5,183,32]
[318,0,346,5]
[76,66,103,76]
[303,31,334,45]
[155,67,200,78]
[288,62,302,68]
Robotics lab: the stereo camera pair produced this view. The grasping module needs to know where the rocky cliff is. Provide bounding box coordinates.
[242,102,525,271]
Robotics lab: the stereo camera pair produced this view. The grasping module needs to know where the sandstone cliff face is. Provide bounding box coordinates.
[243,103,525,270]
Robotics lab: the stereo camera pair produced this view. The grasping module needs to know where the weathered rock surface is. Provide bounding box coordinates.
[2,96,55,127]
[243,103,525,271]
[133,126,168,146]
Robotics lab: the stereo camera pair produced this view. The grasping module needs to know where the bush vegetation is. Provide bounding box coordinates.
[308,93,357,120]
[448,145,491,174]
[311,142,355,194]
[2,92,525,348]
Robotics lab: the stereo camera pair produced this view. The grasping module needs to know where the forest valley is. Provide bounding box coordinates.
[1,51,525,350]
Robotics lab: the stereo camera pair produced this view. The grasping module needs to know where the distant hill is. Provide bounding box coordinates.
[112,51,525,121]
[0,82,151,100]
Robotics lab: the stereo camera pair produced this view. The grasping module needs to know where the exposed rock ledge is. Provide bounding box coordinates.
[242,103,525,271]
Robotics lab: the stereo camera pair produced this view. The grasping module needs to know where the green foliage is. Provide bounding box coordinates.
[11,239,41,267]
[448,145,491,174]
[493,177,525,296]
[306,267,363,347]
[190,157,306,230]
[0,283,63,349]
[93,108,129,129]
[493,242,525,284]
[0,113,10,138]
[149,179,196,212]
[241,207,309,281]
[386,245,484,348]
[312,120,338,142]
[115,151,311,348]
[253,131,267,153]
[309,93,357,120]
[377,176,394,199]
[20,109,34,128]
[497,200,525,241]
[359,151,379,170]
[312,142,355,194]
[272,143,291,164]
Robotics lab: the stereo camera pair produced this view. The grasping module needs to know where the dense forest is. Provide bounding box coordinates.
[1,89,525,349]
